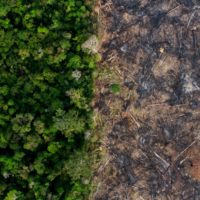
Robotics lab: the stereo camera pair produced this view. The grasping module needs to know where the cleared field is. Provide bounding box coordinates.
[94,0,200,199]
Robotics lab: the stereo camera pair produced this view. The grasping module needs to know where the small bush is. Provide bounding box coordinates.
[110,83,121,94]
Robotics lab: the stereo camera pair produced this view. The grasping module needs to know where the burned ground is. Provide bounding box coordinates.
[93,0,200,200]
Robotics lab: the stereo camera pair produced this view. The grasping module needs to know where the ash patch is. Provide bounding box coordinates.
[95,111,200,199]
[134,4,200,107]
[101,0,200,108]
[108,120,137,187]
[136,111,200,199]
[112,0,140,12]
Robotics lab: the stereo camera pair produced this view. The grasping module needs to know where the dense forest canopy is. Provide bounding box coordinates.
[0,0,95,199]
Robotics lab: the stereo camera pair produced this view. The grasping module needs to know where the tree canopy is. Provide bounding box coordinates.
[0,0,95,199]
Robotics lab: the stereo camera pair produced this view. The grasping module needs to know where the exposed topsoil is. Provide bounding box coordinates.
[93,0,200,200]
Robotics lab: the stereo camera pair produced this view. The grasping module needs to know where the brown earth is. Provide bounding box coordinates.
[93,0,200,199]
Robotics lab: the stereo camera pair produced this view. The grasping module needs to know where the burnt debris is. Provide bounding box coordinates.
[95,0,200,199]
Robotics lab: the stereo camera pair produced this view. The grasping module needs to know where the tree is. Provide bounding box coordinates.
[53,109,86,137]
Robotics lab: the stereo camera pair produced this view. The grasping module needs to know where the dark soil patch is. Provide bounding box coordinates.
[94,0,200,199]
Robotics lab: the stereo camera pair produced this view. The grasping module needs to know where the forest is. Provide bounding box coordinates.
[4,0,200,199]
[0,0,96,199]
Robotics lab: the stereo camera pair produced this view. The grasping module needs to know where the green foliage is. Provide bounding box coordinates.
[4,190,24,200]
[110,83,121,93]
[0,0,95,199]
[12,113,34,135]
[64,151,92,200]
[67,89,89,109]
[53,109,86,137]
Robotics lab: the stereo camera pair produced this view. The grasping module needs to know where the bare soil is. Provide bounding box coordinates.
[93,0,200,199]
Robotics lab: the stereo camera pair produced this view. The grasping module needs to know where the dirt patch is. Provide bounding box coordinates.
[93,0,200,199]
